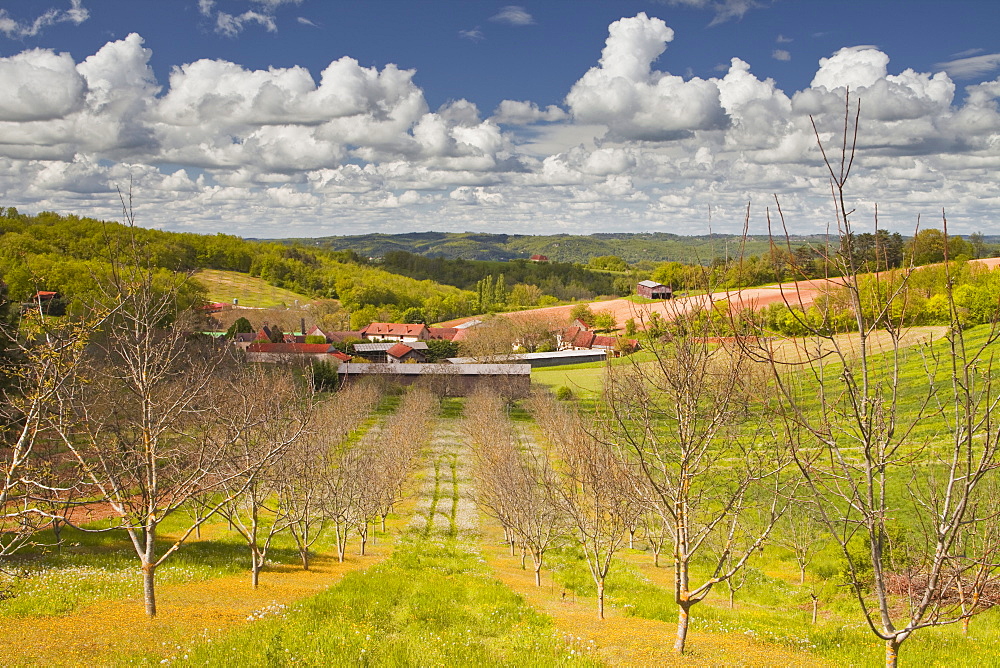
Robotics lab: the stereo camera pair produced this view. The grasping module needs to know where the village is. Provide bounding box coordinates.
[232,303,648,396]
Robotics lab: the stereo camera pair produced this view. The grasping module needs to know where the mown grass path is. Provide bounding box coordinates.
[159,412,595,666]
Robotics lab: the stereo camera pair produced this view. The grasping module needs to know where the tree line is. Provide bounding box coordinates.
[0,208,475,325]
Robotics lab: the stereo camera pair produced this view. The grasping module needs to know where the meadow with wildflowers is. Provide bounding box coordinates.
[1,392,999,666]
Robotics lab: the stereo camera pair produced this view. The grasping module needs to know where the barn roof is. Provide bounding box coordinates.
[386,343,414,359]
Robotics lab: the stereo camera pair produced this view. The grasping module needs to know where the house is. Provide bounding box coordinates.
[360,322,429,342]
[637,280,672,299]
[233,332,256,350]
[555,324,638,357]
[386,342,427,364]
[21,291,63,315]
[529,254,549,263]
[354,341,429,363]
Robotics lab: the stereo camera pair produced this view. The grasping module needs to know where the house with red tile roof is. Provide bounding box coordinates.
[386,343,427,364]
[360,322,429,342]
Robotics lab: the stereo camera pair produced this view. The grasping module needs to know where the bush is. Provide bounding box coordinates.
[555,386,574,401]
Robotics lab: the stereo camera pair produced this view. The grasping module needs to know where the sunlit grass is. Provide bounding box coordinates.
[141,538,597,666]
[192,268,313,308]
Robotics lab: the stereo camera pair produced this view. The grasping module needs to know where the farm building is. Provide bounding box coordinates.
[448,348,607,368]
[336,363,530,397]
[354,341,429,363]
[360,322,429,342]
[637,280,672,299]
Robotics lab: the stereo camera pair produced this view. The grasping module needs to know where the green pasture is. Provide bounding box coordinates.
[144,539,597,667]
[192,268,314,308]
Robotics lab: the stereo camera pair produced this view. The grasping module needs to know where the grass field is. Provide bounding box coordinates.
[192,269,314,308]
[4,349,1000,666]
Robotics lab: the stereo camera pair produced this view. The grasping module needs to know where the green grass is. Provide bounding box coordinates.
[0,523,256,616]
[135,538,598,667]
[193,268,314,308]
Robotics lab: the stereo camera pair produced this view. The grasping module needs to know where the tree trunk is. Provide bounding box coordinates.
[729,586,735,609]
[359,525,367,556]
[799,562,806,586]
[300,547,310,571]
[811,593,818,624]
[653,548,660,567]
[381,513,387,533]
[335,523,346,562]
[252,552,261,588]
[596,577,606,620]
[674,602,691,654]
[52,519,63,552]
[142,561,157,618]
[629,528,635,550]
[520,545,527,569]
[885,637,902,668]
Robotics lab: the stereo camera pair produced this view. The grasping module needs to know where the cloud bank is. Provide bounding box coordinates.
[0,13,998,237]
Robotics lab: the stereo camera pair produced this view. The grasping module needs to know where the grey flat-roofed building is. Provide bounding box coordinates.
[354,341,429,353]
[337,362,530,397]
[447,349,607,368]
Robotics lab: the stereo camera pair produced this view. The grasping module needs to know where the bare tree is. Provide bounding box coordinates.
[0,311,99,560]
[600,302,793,654]
[56,242,291,616]
[531,390,638,619]
[756,95,1000,667]
[772,499,825,587]
[278,382,382,570]
[214,364,312,588]
[467,390,566,586]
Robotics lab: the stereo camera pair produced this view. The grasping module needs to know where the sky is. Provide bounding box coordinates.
[1,0,999,239]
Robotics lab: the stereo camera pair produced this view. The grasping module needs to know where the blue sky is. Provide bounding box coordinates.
[1,0,999,237]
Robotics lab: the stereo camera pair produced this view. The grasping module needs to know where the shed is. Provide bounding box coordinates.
[637,280,672,299]
[337,363,530,397]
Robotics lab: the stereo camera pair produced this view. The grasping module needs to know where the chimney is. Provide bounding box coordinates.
[301,317,307,336]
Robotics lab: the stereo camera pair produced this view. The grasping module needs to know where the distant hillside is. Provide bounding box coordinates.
[285,231,840,264]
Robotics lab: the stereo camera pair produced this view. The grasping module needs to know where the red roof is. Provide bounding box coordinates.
[529,254,549,262]
[425,327,459,341]
[591,335,618,349]
[331,351,353,362]
[361,323,428,338]
[35,291,57,298]
[386,343,414,359]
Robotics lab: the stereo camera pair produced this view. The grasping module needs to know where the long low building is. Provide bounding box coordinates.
[447,348,607,368]
[336,362,530,397]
